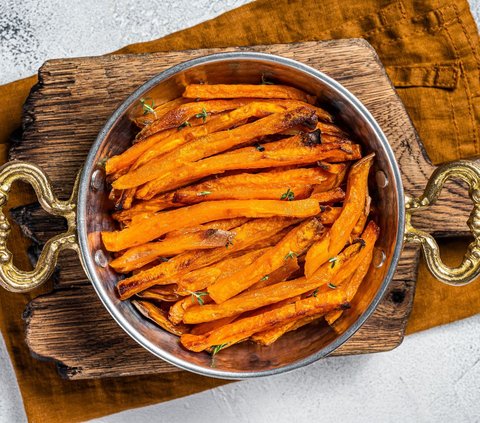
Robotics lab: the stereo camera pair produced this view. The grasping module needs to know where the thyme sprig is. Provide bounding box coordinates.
[280,188,295,201]
[188,291,209,306]
[178,121,191,130]
[328,257,337,268]
[261,74,274,85]
[284,251,299,260]
[195,107,208,122]
[198,191,212,196]
[328,283,337,289]
[140,97,156,115]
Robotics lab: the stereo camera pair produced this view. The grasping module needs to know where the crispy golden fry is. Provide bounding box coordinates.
[190,316,238,335]
[136,285,181,302]
[180,289,348,352]
[352,195,371,237]
[252,313,324,345]
[176,248,269,295]
[158,167,333,205]
[310,187,345,203]
[165,217,249,239]
[207,218,325,304]
[183,84,317,105]
[170,255,299,325]
[113,106,317,190]
[168,256,299,324]
[109,229,235,273]
[305,154,374,277]
[325,246,374,325]
[137,135,361,199]
[116,217,298,299]
[133,97,188,127]
[136,99,253,139]
[184,221,378,324]
[102,199,320,252]
[132,300,189,336]
[107,102,282,175]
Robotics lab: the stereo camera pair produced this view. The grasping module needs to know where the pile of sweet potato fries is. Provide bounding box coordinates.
[101,82,378,355]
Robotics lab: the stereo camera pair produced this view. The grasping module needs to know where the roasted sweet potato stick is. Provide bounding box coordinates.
[159,167,331,205]
[183,84,317,105]
[116,217,298,299]
[109,229,235,273]
[107,102,284,175]
[137,135,361,199]
[176,248,269,295]
[165,217,249,239]
[136,99,253,139]
[325,247,374,325]
[207,218,324,304]
[185,221,378,323]
[132,300,189,336]
[113,106,317,190]
[305,154,374,277]
[102,199,320,252]
[133,97,188,127]
[136,285,181,303]
[310,187,345,203]
[180,289,348,352]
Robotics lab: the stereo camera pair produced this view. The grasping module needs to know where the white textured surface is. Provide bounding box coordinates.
[0,1,479,423]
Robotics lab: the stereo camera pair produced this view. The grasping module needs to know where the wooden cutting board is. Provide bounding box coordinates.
[10,39,470,380]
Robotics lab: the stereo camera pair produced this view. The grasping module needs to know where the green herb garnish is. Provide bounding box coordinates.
[280,188,295,201]
[178,121,191,130]
[195,107,208,122]
[211,343,228,355]
[328,283,337,289]
[260,275,270,281]
[328,257,337,268]
[255,143,265,152]
[140,97,156,115]
[198,191,212,196]
[225,239,234,248]
[284,251,298,260]
[188,291,209,306]
[311,288,319,297]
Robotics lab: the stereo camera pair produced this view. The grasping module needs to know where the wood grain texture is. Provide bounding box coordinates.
[14,40,433,379]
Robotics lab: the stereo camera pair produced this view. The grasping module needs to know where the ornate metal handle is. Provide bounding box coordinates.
[404,160,480,286]
[0,161,79,292]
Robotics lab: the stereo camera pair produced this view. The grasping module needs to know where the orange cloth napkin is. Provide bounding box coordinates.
[0,0,479,421]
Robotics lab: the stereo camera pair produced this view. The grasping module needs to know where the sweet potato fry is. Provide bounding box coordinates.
[109,229,235,273]
[185,221,379,323]
[180,289,348,352]
[207,218,324,304]
[324,246,374,326]
[114,106,318,190]
[171,257,300,325]
[107,101,284,175]
[136,285,181,302]
[132,300,189,336]
[136,134,361,199]
[132,97,188,127]
[190,316,238,335]
[310,187,345,203]
[102,199,320,252]
[176,248,269,295]
[116,217,298,299]
[252,312,324,345]
[159,167,332,205]
[183,84,317,105]
[305,153,374,277]
[136,99,253,139]
[165,217,249,239]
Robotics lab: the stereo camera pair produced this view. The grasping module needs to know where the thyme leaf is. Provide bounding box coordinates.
[284,251,298,260]
[328,283,337,289]
[140,97,156,115]
[328,257,337,268]
[195,107,208,122]
[280,188,295,201]
[188,291,209,306]
[178,121,191,130]
[261,74,274,85]
[198,191,212,196]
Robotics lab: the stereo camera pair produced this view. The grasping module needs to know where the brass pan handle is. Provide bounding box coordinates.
[404,160,480,286]
[0,161,79,292]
